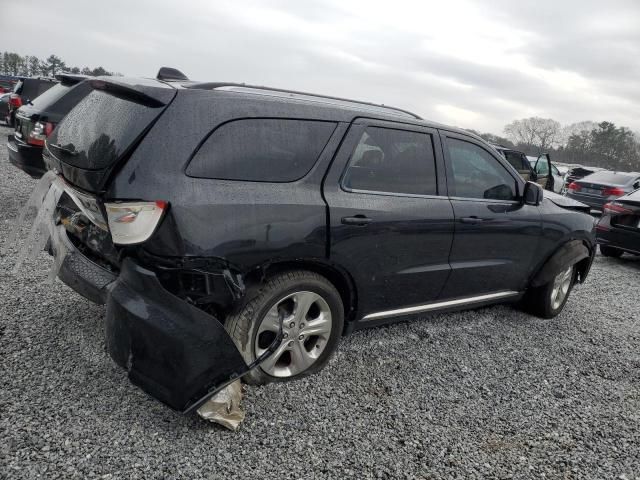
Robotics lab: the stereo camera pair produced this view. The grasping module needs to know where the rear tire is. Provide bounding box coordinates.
[523,265,576,319]
[225,270,344,385]
[600,245,623,258]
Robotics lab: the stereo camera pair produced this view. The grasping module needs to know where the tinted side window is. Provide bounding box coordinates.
[187,119,336,182]
[342,127,437,196]
[446,138,517,200]
[504,151,528,171]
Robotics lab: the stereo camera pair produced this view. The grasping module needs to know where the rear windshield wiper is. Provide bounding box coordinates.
[48,143,79,156]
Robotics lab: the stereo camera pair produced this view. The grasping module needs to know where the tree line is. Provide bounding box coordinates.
[471,118,640,172]
[0,51,120,78]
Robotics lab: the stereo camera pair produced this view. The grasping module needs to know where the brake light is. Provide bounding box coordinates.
[104,201,168,245]
[27,122,56,146]
[602,187,625,197]
[9,94,22,108]
[603,202,633,214]
[568,182,581,192]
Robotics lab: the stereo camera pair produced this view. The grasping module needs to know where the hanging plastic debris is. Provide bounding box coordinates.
[4,171,66,282]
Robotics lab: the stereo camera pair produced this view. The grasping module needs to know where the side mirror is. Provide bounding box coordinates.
[522,181,543,206]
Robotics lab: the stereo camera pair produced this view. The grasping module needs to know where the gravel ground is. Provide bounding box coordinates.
[1,123,639,479]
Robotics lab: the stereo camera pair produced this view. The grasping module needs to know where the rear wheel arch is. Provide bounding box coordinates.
[243,259,358,332]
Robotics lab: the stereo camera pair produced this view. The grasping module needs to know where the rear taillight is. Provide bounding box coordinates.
[603,202,633,214]
[104,201,168,245]
[9,94,22,108]
[27,121,56,146]
[602,187,625,197]
[568,182,581,192]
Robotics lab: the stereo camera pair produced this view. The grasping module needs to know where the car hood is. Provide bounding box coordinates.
[544,190,591,213]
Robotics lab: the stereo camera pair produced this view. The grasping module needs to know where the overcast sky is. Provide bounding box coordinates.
[3,0,640,134]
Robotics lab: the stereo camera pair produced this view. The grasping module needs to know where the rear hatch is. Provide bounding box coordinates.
[44,78,176,192]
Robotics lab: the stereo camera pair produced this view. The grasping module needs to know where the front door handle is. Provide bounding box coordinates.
[460,216,483,224]
[341,215,372,226]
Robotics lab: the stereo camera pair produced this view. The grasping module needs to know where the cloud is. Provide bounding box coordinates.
[3,0,639,134]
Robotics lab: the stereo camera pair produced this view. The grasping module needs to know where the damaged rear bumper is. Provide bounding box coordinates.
[106,258,252,412]
[28,175,276,413]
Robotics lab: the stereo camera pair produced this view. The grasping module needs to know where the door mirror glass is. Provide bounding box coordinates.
[522,181,543,206]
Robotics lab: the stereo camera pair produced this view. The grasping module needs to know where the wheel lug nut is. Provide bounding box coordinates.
[298,334,304,340]
[289,322,295,328]
[288,341,294,347]
[300,323,305,328]
[283,332,288,339]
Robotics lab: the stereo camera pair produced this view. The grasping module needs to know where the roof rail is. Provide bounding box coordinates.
[185,82,422,120]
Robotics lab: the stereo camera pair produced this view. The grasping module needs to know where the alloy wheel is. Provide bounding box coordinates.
[550,266,573,311]
[255,291,333,377]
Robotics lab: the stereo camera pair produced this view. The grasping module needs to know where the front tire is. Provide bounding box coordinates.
[225,270,344,385]
[600,245,623,258]
[523,265,576,319]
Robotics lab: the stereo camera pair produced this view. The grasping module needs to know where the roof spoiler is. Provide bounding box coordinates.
[89,79,168,107]
[156,67,189,82]
[55,73,90,85]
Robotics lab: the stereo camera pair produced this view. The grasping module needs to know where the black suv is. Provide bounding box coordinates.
[8,74,90,178]
[32,76,596,413]
[4,77,57,127]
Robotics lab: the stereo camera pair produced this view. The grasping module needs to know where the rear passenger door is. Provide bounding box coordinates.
[323,119,454,321]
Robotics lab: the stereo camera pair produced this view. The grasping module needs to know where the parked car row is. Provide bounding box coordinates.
[7,68,601,413]
[7,74,89,177]
[491,145,563,194]
[4,76,58,127]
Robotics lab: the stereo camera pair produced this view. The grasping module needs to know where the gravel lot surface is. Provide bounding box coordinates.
[1,123,639,479]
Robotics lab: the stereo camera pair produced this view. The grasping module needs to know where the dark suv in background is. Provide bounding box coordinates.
[4,77,58,127]
[30,76,596,413]
[7,74,89,178]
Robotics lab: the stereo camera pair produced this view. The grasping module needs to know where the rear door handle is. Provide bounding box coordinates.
[341,215,372,226]
[460,216,483,224]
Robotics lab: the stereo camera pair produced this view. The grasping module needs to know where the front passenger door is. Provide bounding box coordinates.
[439,132,542,299]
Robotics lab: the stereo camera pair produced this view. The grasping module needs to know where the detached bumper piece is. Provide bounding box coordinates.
[105,258,251,413]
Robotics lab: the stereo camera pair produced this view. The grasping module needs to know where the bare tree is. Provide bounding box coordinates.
[504,117,562,151]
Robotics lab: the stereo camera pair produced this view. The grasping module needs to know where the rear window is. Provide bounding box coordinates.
[342,127,438,196]
[503,151,528,171]
[47,89,164,170]
[186,119,336,182]
[20,80,56,102]
[30,83,72,108]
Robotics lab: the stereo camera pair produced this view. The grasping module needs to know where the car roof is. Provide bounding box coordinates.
[94,75,486,142]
